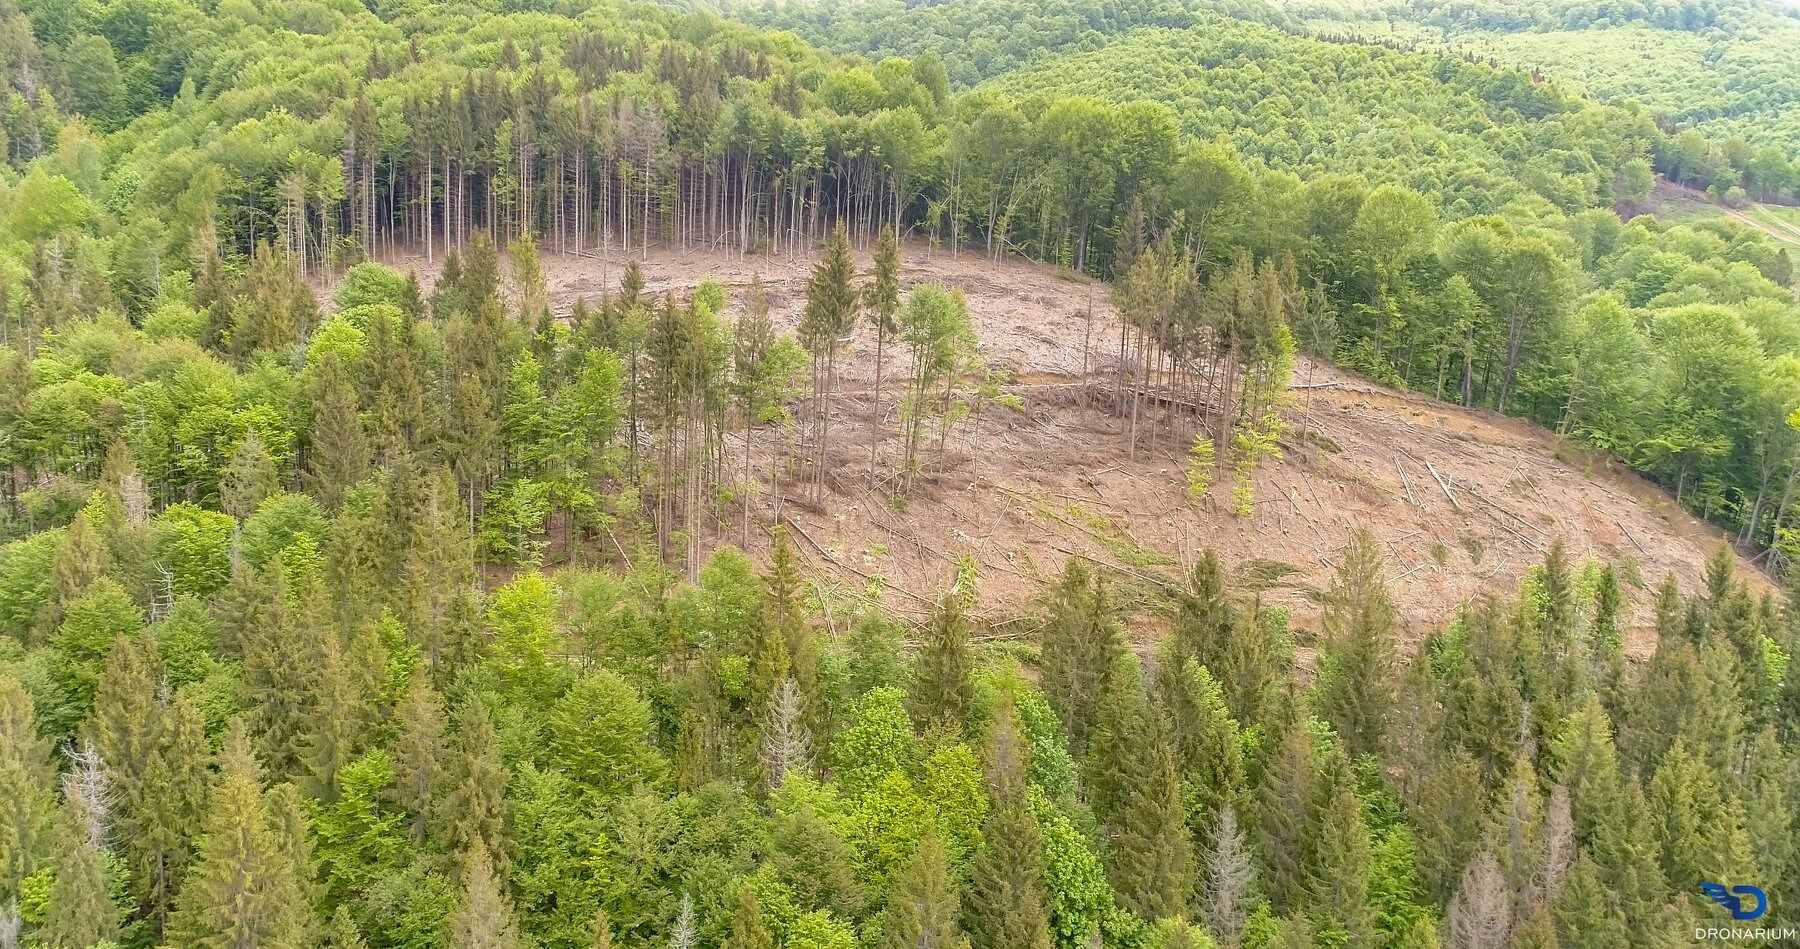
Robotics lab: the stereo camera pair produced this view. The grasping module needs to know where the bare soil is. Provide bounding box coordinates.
[367,238,1766,655]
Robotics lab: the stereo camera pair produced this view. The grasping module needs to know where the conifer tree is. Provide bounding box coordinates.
[238,561,317,775]
[1257,712,1318,912]
[911,589,975,733]
[1171,550,1232,672]
[0,671,57,912]
[446,695,511,878]
[304,630,365,799]
[390,668,450,845]
[725,887,774,949]
[326,906,370,948]
[1202,805,1253,947]
[1312,528,1396,759]
[1550,854,1626,949]
[964,702,1052,949]
[799,223,858,499]
[221,431,279,522]
[36,510,108,639]
[1307,779,1375,947]
[881,832,969,949]
[170,721,310,949]
[867,223,901,486]
[1151,647,1244,841]
[1039,560,1124,758]
[41,796,119,949]
[305,352,370,509]
[1087,676,1192,920]
[448,838,520,949]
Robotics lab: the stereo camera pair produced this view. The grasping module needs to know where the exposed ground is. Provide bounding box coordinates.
[369,237,1767,655]
[1630,181,1800,249]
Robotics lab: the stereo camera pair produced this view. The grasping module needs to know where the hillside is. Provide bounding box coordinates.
[381,240,1764,652]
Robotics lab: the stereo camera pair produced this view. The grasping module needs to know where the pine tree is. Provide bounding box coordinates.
[1312,528,1396,759]
[448,838,520,949]
[40,796,119,949]
[964,703,1052,949]
[881,832,969,949]
[911,590,975,733]
[170,721,311,949]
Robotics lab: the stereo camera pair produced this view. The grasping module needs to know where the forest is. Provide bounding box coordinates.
[0,0,1797,945]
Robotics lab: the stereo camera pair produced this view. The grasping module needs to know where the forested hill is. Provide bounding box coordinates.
[3,0,1800,947]
[1279,0,1800,197]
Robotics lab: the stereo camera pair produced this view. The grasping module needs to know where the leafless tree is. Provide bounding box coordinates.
[62,739,111,849]
[1444,848,1512,949]
[761,678,814,790]
[1542,784,1575,904]
[1203,806,1253,947]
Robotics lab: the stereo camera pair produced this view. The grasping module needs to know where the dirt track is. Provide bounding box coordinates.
[368,238,1764,654]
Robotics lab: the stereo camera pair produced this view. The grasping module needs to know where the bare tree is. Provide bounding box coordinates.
[1542,784,1575,905]
[671,893,696,949]
[62,740,111,849]
[1203,805,1253,947]
[1443,848,1512,949]
[0,900,20,949]
[761,678,814,790]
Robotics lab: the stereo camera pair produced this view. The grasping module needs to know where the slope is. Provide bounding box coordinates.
[378,240,1765,653]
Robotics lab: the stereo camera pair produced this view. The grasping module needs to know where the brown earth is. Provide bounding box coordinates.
[362,238,1767,655]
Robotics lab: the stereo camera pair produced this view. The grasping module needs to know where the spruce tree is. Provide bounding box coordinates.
[1312,528,1396,759]
[880,832,969,949]
[170,721,311,949]
[1151,646,1244,842]
[1039,560,1124,758]
[40,796,119,949]
[866,223,901,487]
[911,590,975,733]
[445,695,511,878]
[1307,779,1375,947]
[964,702,1052,949]
[221,431,279,522]
[448,838,520,949]
[238,561,317,776]
[390,668,450,845]
[798,223,858,499]
[1088,676,1192,920]
[305,352,370,509]
[1202,805,1253,947]
[725,887,775,949]
[0,675,59,900]
[1256,712,1318,912]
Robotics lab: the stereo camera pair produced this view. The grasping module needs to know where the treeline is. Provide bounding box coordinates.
[4,457,1798,947]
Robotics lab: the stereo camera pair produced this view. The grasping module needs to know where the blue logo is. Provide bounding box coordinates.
[1701,882,1768,921]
